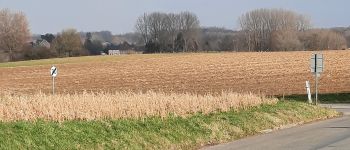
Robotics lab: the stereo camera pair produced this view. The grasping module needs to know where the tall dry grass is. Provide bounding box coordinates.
[0,91,277,122]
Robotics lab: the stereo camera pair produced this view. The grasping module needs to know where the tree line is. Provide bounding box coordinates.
[0,8,348,62]
[134,8,347,53]
[237,8,346,51]
[135,12,200,53]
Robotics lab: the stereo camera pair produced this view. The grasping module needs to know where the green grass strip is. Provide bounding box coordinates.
[282,93,350,103]
[0,101,338,149]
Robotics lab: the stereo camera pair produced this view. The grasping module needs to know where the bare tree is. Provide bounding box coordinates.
[0,9,30,61]
[135,11,200,53]
[299,29,347,50]
[297,15,311,32]
[270,30,302,51]
[147,12,166,43]
[164,13,180,51]
[239,8,311,51]
[178,12,200,52]
[53,28,84,57]
[344,30,350,48]
[199,27,248,52]
[218,35,235,51]
[325,30,347,50]
[135,13,150,45]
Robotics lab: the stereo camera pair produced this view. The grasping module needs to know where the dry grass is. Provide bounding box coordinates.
[0,91,277,121]
[1,50,350,95]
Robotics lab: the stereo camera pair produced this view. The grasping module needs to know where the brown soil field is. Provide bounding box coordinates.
[1,50,350,95]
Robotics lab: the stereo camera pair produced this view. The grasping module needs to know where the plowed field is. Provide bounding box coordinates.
[1,50,350,95]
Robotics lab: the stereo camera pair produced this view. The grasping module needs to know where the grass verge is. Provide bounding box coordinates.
[0,101,338,149]
[282,93,350,103]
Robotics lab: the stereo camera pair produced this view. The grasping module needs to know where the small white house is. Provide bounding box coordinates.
[108,50,121,55]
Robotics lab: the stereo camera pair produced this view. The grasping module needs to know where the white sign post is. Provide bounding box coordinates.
[305,81,312,104]
[310,53,323,105]
[50,66,58,94]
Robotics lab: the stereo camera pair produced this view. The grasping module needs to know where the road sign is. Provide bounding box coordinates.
[310,53,323,75]
[51,66,58,77]
[310,53,324,105]
[50,66,57,94]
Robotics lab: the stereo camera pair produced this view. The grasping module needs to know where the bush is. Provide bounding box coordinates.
[0,52,9,62]
[22,47,58,60]
[144,41,161,53]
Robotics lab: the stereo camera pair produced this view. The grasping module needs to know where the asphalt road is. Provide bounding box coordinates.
[203,104,350,150]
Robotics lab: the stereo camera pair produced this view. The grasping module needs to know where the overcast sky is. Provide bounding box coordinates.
[0,0,349,34]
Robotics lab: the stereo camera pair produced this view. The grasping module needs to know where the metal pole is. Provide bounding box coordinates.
[315,75,318,105]
[314,54,318,105]
[52,77,55,95]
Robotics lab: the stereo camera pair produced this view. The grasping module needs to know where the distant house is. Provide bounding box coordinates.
[102,42,112,48]
[108,50,121,55]
[107,49,141,55]
[30,39,51,49]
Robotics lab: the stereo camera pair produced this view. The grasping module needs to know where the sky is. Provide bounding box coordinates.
[0,0,349,35]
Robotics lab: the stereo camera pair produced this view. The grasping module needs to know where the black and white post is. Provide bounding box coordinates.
[50,66,58,95]
[310,53,323,105]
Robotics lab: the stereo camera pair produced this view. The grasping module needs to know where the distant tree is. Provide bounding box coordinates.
[174,32,185,52]
[232,31,248,51]
[270,30,302,51]
[41,33,55,43]
[118,41,132,50]
[299,29,347,50]
[179,12,200,52]
[96,31,113,42]
[22,45,57,60]
[53,28,85,57]
[325,30,347,50]
[135,11,200,53]
[84,40,104,55]
[115,32,143,46]
[144,40,160,53]
[239,8,311,51]
[86,32,92,40]
[84,32,104,55]
[199,27,238,51]
[146,12,167,51]
[218,35,235,51]
[202,41,210,52]
[344,29,350,48]
[0,9,30,61]
[135,13,150,45]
